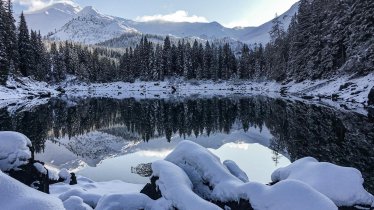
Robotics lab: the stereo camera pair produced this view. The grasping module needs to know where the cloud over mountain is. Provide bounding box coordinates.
[135,10,208,23]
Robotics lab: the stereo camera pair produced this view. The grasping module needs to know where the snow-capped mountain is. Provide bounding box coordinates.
[26,2,299,45]
[49,6,139,44]
[23,2,81,35]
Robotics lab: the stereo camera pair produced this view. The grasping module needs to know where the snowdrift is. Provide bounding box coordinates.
[0,131,32,171]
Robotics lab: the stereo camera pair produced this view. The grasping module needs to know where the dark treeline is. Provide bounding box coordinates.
[1,0,373,85]
[1,97,373,192]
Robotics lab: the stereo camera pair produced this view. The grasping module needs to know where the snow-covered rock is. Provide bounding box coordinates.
[0,170,64,210]
[152,160,221,210]
[368,87,374,106]
[271,157,374,207]
[0,131,32,171]
[165,140,244,200]
[164,141,338,210]
[33,163,47,175]
[63,196,93,210]
[58,168,72,183]
[237,180,337,210]
[223,160,249,183]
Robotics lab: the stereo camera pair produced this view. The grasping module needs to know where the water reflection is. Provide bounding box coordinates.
[0,96,373,192]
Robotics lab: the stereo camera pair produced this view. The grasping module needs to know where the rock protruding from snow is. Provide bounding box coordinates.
[0,170,65,210]
[271,157,374,207]
[368,87,374,106]
[223,160,249,183]
[152,160,222,210]
[0,131,32,171]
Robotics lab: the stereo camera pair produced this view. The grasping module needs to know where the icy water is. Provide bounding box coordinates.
[0,96,373,192]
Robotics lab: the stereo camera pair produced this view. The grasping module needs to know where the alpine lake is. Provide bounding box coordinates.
[1,95,373,193]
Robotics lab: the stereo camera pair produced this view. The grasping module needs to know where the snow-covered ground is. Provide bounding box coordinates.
[1,74,373,114]
[1,131,374,210]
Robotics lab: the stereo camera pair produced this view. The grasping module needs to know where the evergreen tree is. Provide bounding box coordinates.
[18,12,31,76]
[0,0,7,84]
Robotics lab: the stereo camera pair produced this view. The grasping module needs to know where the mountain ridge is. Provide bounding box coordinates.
[24,2,299,45]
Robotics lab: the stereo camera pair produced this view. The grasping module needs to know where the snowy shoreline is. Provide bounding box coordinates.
[1,74,373,115]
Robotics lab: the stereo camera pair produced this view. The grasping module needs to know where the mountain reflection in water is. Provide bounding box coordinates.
[0,96,373,192]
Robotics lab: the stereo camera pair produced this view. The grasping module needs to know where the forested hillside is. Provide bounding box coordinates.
[0,0,373,85]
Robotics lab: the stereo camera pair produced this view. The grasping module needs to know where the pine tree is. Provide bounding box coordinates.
[4,0,18,75]
[162,36,172,78]
[0,0,7,84]
[18,12,31,76]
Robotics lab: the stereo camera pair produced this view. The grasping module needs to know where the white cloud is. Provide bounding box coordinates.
[12,0,75,12]
[136,10,208,23]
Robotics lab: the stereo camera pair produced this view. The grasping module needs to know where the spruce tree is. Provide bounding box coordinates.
[18,12,31,76]
[0,1,7,84]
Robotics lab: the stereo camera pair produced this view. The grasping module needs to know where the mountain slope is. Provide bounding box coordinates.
[49,6,139,44]
[23,2,81,35]
[28,2,299,45]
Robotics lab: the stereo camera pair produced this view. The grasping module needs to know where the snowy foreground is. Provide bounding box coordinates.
[1,132,374,210]
[0,74,373,112]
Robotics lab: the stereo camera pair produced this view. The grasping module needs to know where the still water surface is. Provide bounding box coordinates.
[0,96,372,192]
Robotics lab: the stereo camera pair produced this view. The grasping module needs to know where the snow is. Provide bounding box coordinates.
[50,175,144,208]
[63,196,93,210]
[271,157,374,207]
[49,6,139,44]
[59,188,102,208]
[152,160,222,210]
[223,160,249,183]
[22,2,81,35]
[58,168,71,183]
[165,140,244,200]
[164,141,338,210]
[33,163,47,175]
[238,180,338,210]
[0,170,65,210]
[0,131,32,171]
[1,73,373,116]
[95,193,154,210]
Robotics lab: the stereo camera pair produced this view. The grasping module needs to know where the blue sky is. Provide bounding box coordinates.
[13,0,299,27]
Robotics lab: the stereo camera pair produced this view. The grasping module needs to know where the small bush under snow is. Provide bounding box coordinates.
[0,131,32,171]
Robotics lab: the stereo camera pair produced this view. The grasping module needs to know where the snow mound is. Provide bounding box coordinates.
[164,141,337,210]
[165,140,243,200]
[223,160,249,183]
[63,196,93,210]
[0,170,64,210]
[152,160,221,210]
[271,157,374,207]
[0,131,32,171]
[238,180,337,210]
[95,193,153,210]
[59,189,101,208]
[51,175,144,208]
